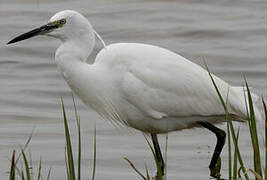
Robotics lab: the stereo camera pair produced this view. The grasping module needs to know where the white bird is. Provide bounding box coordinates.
[7,10,262,178]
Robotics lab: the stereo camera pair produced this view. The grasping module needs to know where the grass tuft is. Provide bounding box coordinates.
[124,134,167,180]
[9,96,97,180]
[206,63,267,180]
[61,96,98,180]
[244,79,262,178]
[206,64,249,180]
[61,97,76,180]
[20,147,31,180]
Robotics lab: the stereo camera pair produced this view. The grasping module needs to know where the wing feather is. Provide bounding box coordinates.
[121,61,228,119]
[96,43,258,121]
[107,43,231,119]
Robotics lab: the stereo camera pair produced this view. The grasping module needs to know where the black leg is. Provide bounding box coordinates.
[198,121,226,178]
[151,133,164,175]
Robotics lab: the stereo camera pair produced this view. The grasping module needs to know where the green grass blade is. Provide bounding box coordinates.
[47,167,52,180]
[206,65,249,180]
[227,122,232,180]
[23,129,34,150]
[228,106,249,179]
[37,157,42,180]
[21,170,25,180]
[72,95,81,180]
[262,98,267,180]
[233,127,240,180]
[20,148,31,180]
[9,150,16,180]
[91,122,97,180]
[244,79,262,178]
[205,64,227,111]
[64,147,71,180]
[10,131,34,180]
[14,130,34,168]
[61,98,76,180]
[144,135,163,180]
[28,150,33,180]
[124,157,147,180]
[12,161,22,178]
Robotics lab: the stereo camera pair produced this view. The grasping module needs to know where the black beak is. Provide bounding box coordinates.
[7,23,58,45]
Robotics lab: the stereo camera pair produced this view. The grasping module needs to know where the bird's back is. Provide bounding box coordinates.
[93,43,262,132]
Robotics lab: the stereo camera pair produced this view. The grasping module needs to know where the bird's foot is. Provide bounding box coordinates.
[210,170,221,179]
[210,157,222,179]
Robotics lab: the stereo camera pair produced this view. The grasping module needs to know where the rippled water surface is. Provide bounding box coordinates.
[1,0,267,179]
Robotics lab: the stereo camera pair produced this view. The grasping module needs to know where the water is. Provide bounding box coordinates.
[0,0,267,179]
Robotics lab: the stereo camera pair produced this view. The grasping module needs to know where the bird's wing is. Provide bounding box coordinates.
[95,43,251,120]
[109,44,233,119]
[121,61,227,119]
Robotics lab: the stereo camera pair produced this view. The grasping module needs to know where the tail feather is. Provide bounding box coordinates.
[234,86,259,102]
[230,86,263,122]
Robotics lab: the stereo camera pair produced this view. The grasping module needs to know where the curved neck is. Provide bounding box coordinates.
[55,31,95,62]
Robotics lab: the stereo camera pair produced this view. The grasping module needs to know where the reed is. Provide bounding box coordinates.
[207,65,265,180]
[9,97,97,180]
[61,97,97,180]
[125,134,168,180]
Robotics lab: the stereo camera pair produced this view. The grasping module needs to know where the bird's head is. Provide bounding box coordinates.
[7,10,94,44]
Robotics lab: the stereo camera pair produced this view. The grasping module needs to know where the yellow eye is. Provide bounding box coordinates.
[59,19,66,25]
[55,19,66,28]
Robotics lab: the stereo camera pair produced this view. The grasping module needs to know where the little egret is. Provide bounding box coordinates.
[7,10,262,178]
